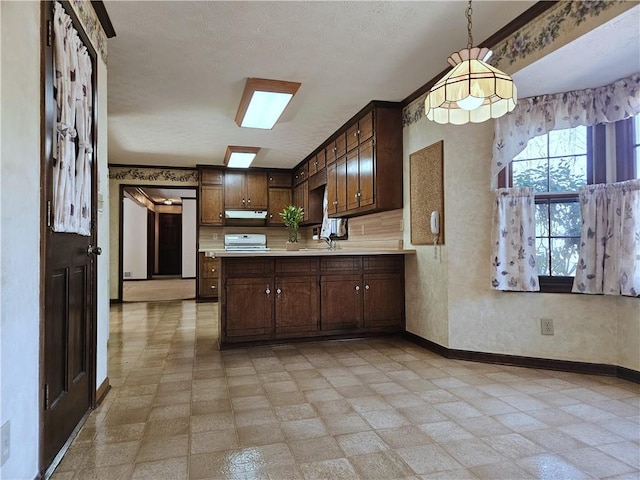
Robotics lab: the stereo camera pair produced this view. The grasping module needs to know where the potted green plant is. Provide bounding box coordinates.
[280,204,304,250]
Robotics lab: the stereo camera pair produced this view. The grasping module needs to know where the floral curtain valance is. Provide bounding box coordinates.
[492,73,640,179]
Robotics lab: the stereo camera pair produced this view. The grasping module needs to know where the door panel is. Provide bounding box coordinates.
[226,277,274,337]
[320,274,362,330]
[336,157,348,214]
[200,185,223,225]
[326,162,337,215]
[358,138,375,208]
[346,149,360,211]
[224,171,245,208]
[275,276,319,334]
[268,188,291,226]
[363,273,404,328]
[69,266,87,381]
[158,213,182,275]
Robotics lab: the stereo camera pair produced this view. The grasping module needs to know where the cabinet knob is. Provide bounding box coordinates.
[365,285,370,290]
[357,192,361,197]
[247,198,251,204]
[355,285,360,291]
[210,285,216,290]
[269,177,273,181]
[265,287,271,295]
[276,288,282,295]
[218,212,223,218]
[333,200,338,205]
[269,214,273,218]
[211,268,216,272]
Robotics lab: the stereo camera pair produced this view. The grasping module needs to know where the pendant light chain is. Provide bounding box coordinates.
[466,0,473,50]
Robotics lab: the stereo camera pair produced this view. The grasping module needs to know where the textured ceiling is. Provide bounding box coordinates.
[104,1,536,169]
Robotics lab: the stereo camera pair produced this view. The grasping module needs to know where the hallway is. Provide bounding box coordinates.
[51,301,639,479]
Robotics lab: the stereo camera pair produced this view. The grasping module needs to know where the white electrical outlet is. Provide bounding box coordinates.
[1,420,10,466]
[541,318,554,335]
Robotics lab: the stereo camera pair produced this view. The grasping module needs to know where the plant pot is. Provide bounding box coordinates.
[286,241,300,251]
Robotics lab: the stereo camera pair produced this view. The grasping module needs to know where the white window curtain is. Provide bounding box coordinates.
[573,179,640,297]
[492,73,640,179]
[491,187,540,292]
[53,2,93,236]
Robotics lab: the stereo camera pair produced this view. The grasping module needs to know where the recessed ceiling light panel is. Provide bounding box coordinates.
[224,146,261,168]
[235,78,301,129]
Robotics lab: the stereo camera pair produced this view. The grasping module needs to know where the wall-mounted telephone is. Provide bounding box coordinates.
[430,211,440,235]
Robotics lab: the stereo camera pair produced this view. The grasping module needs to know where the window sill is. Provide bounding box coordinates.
[539,276,574,293]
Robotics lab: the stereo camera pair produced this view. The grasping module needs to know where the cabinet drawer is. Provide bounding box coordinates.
[202,256,219,278]
[225,258,274,276]
[363,255,404,273]
[199,278,219,297]
[201,169,223,185]
[275,258,319,274]
[320,256,362,273]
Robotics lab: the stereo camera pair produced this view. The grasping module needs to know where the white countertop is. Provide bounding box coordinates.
[199,248,415,258]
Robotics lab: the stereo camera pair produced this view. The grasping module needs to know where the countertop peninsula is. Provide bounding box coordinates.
[200,248,416,257]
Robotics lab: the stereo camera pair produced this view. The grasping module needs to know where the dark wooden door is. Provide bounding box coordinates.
[275,276,319,334]
[363,273,404,328]
[147,209,155,278]
[320,274,362,330]
[225,277,274,337]
[42,2,97,471]
[158,213,181,275]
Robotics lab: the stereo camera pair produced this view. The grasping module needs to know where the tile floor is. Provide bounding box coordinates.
[51,300,639,479]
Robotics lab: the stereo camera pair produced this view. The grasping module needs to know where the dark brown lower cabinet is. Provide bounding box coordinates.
[275,275,319,335]
[225,276,273,338]
[363,273,404,328]
[220,255,405,347]
[320,274,362,331]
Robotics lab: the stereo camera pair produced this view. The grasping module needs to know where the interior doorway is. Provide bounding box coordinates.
[120,186,196,302]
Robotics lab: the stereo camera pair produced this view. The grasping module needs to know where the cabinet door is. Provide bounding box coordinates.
[316,150,326,172]
[358,138,374,208]
[275,276,319,335]
[336,157,348,214]
[335,132,347,159]
[320,274,362,331]
[224,171,246,209]
[268,188,291,226]
[325,142,336,165]
[359,111,373,143]
[294,181,309,222]
[201,169,223,185]
[326,161,337,215]
[363,273,403,328]
[268,171,292,188]
[347,122,359,153]
[225,277,274,337]
[200,185,224,225]
[346,149,360,211]
[246,171,268,209]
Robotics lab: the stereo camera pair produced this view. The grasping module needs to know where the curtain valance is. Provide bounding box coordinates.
[492,73,640,179]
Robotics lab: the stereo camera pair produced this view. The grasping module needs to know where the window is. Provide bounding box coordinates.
[501,115,638,293]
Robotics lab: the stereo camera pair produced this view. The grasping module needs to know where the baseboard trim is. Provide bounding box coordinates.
[96,377,111,405]
[402,331,639,384]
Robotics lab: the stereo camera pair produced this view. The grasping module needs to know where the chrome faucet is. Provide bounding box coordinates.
[324,237,337,250]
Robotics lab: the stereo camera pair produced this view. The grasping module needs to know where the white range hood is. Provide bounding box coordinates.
[224,210,267,220]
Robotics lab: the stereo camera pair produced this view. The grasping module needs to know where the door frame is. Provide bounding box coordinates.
[118,184,197,301]
[39,1,98,474]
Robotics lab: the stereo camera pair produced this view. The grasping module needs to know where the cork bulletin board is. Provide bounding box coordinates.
[410,140,444,245]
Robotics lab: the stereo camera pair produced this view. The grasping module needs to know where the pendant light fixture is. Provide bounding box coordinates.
[425,0,517,125]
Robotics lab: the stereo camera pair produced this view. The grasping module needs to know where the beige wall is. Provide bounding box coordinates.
[402,115,639,370]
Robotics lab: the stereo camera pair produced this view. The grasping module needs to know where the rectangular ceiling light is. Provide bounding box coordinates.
[224,146,260,168]
[235,78,301,129]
